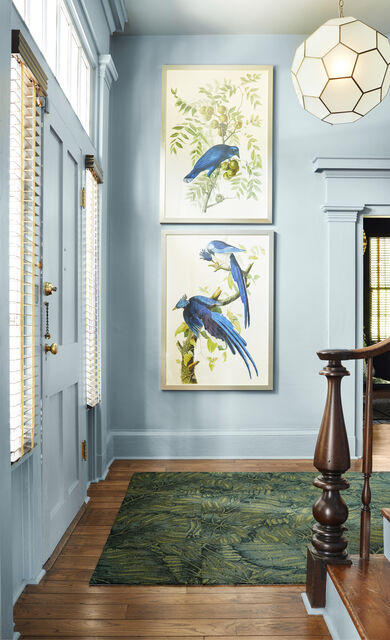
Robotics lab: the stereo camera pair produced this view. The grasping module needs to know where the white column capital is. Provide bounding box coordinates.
[99,54,118,91]
[322,206,363,223]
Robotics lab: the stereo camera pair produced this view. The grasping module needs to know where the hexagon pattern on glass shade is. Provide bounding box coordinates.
[291,17,390,124]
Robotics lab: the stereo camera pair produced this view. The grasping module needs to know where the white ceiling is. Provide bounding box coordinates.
[122,0,390,36]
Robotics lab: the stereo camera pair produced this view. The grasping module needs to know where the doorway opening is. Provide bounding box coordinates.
[363,217,390,457]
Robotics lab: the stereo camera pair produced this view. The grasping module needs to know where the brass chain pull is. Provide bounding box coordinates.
[44,301,50,339]
[338,0,344,18]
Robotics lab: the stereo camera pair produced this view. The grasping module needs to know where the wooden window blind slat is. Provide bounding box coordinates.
[9,55,41,463]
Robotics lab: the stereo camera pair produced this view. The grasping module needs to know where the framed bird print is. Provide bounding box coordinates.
[160,65,273,224]
[161,229,274,390]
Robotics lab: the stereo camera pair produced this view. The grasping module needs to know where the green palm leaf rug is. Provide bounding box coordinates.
[90,471,390,586]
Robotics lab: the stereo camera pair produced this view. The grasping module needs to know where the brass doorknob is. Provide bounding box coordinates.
[44,282,57,296]
[44,343,58,355]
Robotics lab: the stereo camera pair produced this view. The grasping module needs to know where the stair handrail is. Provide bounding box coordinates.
[306,335,390,608]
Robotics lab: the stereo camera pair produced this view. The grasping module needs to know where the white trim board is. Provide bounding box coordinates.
[302,577,360,640]
[323,574,360,640]
[109,430,357,459]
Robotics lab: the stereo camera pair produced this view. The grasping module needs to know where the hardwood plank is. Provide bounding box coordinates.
[235,617,329,636]
[61,545,105,557]
[23,582,189,594]
[43,503,87,572]
[40,568,94,582]
[14,603,127,620]
[328,555,390,640]
[79,508,121,526]
[51,556,99,569]
[87,500,124,509]
[20,637,201,640]
[19,591,303,605]
[71,526,112,535]
[204,637,331,640]
[185,585,304,592]
[14,617,328,637]
[124,602,306,619]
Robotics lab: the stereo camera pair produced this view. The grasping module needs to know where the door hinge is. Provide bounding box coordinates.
[82,440,87,461]
[80,187,86,209]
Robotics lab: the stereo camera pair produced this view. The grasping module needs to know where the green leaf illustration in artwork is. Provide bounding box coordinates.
[175,322,189,336]
[183,353,192,366]
[207,338,218,353]
[223,352,227,362]
[169,73,266,212]
[207,356,217,371]
[227,272,234,289]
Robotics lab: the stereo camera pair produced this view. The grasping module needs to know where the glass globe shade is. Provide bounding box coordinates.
[291,17,390,124]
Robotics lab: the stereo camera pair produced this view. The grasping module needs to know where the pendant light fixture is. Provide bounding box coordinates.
[291,0,390,123]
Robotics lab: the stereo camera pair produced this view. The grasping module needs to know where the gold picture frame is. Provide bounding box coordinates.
[160,65,273,224]
[161,229,274,390]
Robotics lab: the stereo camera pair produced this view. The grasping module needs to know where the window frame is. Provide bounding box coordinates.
[9,34,47,463]
[84,155,103,409]
[364,218,390,345]
[12,0,93,136]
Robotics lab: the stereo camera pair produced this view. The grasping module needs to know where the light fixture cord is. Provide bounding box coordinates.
[338,0,344,18]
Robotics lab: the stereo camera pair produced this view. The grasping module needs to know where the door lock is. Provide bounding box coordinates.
[44,281,57,296]
[44,343,58,355]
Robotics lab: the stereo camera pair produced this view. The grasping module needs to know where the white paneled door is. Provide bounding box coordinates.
[42,103,87,561]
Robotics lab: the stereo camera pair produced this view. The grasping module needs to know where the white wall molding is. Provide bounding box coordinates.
[101,0,128,34]
[99,54,119,91]
[108,429,357,459]
[323,207,360,224]
[314,157,390,457]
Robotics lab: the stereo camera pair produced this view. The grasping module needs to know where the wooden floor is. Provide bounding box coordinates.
[14,424,390,639]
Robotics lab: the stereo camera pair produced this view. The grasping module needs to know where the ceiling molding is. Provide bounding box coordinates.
[102,0,128,34]
[99,54,119,89]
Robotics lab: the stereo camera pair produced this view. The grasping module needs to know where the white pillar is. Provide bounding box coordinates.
[324,206,363,454]
[95,54,118,478]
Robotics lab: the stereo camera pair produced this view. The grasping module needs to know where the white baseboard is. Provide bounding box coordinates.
[301,592,325,615]
[13,632,20,640]
[109,429,339,459]
[13,568,46,604]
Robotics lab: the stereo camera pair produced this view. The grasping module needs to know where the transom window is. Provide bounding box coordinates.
[13,0,91,133]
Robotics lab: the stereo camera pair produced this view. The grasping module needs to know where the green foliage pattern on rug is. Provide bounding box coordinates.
[90,471,390,585]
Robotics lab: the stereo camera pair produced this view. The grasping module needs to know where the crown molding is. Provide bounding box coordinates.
[313,156,390,175]
[99,54,118,90]
[101,0,128,34]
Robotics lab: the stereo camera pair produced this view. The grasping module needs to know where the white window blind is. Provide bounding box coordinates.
[369,236,390,342]
[85,159,102,407]
[13,0,91,133]
[9,54,42,462]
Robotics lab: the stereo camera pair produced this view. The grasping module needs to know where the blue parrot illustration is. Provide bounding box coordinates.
[173,294,257,379]
[184,144,239,183]
[200,240,250,329]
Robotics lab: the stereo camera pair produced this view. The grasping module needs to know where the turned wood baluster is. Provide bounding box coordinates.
[360,357,373,560]
[306,358,352,608]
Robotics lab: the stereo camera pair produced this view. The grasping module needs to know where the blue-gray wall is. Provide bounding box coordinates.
[108,34,390,459]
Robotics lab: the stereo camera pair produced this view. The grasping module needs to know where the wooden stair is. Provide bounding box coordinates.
[327,555,390,640]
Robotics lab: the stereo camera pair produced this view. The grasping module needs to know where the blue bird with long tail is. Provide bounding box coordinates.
[200,240,250,329]
[173,294,258,379]
[184,145,239,183]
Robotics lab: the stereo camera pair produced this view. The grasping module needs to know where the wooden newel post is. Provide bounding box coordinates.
[306,357,352,608]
